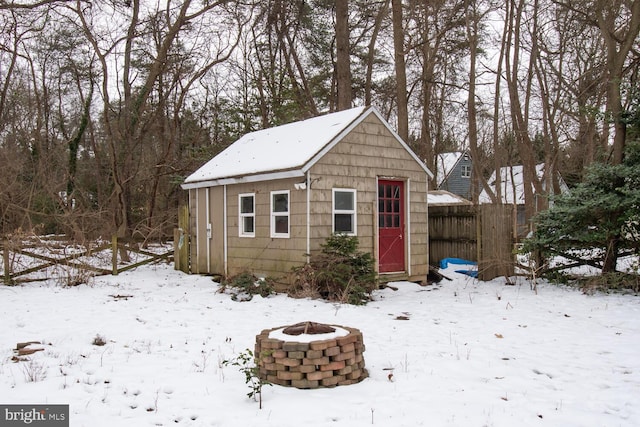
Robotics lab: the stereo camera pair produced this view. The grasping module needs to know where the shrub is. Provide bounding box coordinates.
[222,349,271,409]
[291,234,378,305]
[22,358,47,383]
[220,271,274,301]
[92,334,107,346]
[55,266,94,287]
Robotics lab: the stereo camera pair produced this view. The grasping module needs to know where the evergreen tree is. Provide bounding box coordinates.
[523,142,640,274]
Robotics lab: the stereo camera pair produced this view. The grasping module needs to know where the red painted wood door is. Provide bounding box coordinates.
[378,180,405,273]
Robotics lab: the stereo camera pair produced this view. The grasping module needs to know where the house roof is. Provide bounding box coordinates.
[182,106,432,189]
[427,190,473,206]
[478,163,568,204]
[435,151,465,186]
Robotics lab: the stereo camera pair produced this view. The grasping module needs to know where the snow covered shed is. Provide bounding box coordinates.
[181,106,434,284]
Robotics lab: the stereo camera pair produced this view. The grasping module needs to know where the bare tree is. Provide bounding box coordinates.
[409,0,467,177]
[503,0,543,223]
[391,0,408,141]
[593,0,640,164]
[335,0,352,110]
[464,0,496,203]
[363,0,389,106]
[69,0,245,239]
[541,5,607,180]
[250,0,319,122]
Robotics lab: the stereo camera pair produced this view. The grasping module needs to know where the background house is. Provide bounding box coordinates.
[435,151,473,200]
[478,163,568,237]
[181,106,433,284]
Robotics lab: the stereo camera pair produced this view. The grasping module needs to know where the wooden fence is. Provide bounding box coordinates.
[1,236,173,285]
[429,204,515,281]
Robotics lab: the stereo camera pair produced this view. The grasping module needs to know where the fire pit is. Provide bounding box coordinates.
[255,321,367,389]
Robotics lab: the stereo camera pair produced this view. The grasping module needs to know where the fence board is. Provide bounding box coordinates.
[429,205,479,265]
[428,204,514,281]
[478,204,515,280]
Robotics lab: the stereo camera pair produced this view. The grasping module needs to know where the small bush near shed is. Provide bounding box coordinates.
[290,234,378,305]
[220,271,275,301]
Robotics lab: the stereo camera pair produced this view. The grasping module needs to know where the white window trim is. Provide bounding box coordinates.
[270,190,290,238]
[461,164,471,178]
[238,193,255,237]
[332,188,357,235]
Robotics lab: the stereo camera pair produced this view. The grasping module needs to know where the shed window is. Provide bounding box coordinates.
[461,164,471,178]
[270,190,290,238]
[239,193,255,237]
[333,189,357,235]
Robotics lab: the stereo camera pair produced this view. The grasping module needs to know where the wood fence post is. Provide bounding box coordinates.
[176,205,190,273]
[174,228,180,271]
[3,239,10,285]
[112,235,118,275]
[476,205,482,279]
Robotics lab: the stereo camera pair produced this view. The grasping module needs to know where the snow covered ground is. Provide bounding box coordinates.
[1,262,639,427]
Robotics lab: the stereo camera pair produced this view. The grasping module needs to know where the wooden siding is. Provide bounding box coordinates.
[224,178,308,279]
[439,155,472,199]
[309,114,429,280]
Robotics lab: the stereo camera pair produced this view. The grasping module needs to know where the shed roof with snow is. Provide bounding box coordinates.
[181,106,433,283]
[183,106,430,188]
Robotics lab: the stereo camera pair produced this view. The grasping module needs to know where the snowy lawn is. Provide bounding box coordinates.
[1,263,639,427]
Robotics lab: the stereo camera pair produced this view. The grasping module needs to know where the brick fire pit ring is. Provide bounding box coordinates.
[255,321,367,389]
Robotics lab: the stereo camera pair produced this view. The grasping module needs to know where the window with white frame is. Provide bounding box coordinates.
[461,164,471,178]
[239,193,255,237]
[270,190,290,238]
[333,188,357,235]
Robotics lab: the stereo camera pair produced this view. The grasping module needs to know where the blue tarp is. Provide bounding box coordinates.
[439,257,477,269]
[439,258,478,278]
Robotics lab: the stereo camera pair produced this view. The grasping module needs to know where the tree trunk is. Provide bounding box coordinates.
[391,0,408,141]
[364,0,388,106]
[504,0,543,225]
[602,234,620,274]
[595,1,640,165]
[335,0,352,111]
[465,3,495,204]
[67,84,93,198]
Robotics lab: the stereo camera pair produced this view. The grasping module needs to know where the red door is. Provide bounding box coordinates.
[378,180,405,273]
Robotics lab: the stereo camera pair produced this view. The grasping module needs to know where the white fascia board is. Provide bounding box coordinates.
[181,169,306,190]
